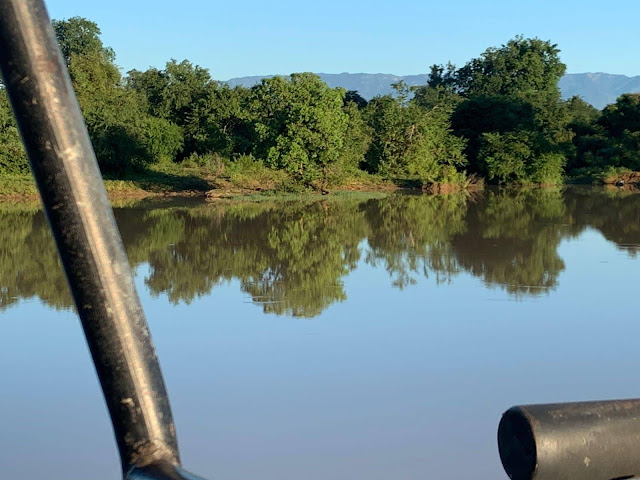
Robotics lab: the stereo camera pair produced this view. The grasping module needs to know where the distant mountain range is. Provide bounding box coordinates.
[559,73,640,109]
[226,73,429,101]
[226,72,640,110]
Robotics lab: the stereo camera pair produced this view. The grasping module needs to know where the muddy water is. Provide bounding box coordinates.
[1,186,639,479]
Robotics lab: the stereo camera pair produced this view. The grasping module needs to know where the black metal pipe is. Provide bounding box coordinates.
[0,2,204,478]
[498,399,640,480]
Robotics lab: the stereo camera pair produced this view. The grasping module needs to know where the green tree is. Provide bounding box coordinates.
[53,17,115,65]
[595,93,640,171]
[479,131,531,182]
[412,63,462,111]
[338,101,372,175]
[455,36,566,101]
[128,60,215,158]
[54,17,182,172]
[0,88,29,175]
[566,96,600,132]
[344,90,368,109]
[364,92,467,182]
[450,36,569,184]
[249,73,348,185]
[128,61,253,159]
[479,131,565,184]
[202,84,254,157]
[599,93,640,137]
[564,96,605,174]
[569,93,640,175]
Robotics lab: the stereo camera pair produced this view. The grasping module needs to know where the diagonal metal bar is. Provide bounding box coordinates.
[0,1,206,478]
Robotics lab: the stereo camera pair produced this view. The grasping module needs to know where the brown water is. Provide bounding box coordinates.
[1,186,639,479]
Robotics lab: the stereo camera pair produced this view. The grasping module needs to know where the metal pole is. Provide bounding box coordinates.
[498,399,640,480]
[0,1,205,478]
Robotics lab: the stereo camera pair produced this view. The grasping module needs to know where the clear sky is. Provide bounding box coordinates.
[45,0,640,80]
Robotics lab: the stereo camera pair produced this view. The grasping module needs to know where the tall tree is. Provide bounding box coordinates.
[455,36,566,102]
[249,73,348,185]
[564,96,604,174]
[54,17,182,172]
[339,101,372,174]
[53,16,115,65]
[364,90,467,182]
[128,60,245,159]
[597,93,640,171]
[449,36,570,183]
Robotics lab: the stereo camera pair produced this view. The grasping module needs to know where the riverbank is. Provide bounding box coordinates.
[0,163,482,203]
[1,165,637,203]
[0,173,394,202]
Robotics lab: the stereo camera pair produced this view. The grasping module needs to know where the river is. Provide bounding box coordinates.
[1,186,639,479]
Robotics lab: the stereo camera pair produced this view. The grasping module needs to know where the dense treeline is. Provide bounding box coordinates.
[1,17,639,187]
[2,187,639,316]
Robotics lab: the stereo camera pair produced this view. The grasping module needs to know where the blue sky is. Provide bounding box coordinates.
[46,0,640,80]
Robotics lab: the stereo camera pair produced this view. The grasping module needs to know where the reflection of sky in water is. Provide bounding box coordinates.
[2,224,640,480]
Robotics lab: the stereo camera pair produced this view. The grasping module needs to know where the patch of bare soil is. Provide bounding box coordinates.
[334,181,398,192]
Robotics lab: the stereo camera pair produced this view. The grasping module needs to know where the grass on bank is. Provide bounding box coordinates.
[0,175,39,199]
[5,154,637,203]
[0,155,396,201]
[567,166,640,185]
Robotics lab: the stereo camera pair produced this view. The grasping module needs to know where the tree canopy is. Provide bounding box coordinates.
[0,18,636,187]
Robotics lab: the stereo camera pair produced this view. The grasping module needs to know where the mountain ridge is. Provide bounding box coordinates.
[225,72,640,109]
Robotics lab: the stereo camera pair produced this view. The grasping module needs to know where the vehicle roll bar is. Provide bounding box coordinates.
[0,1,206,478]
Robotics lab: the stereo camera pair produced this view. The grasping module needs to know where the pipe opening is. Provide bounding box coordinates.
[498,408,537,480]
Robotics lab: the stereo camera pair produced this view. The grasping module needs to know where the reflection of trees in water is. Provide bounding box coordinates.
[241,202,366,317]
[564,187,640,257]
[0,208,71,310]
[363,194,467,289]
[449,188,571,296]
[134,201,368,317]
[2,187,640,316]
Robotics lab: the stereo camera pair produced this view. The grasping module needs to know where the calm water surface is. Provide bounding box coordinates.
[1,186,639,479]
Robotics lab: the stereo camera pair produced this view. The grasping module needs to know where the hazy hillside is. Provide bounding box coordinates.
[226,72,640,109]
[559,73,640,109]
[227,73,428,99]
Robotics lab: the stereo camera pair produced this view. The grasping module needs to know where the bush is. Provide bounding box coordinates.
[528,153,565,184]
[226,154,287,189]
[0,126,29,175]
[480,131,530,183]
[364,96,467,182]
[140,117,183,163]
[181,152,226,176]
[0,90,29,175]
[480,131,565,184]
